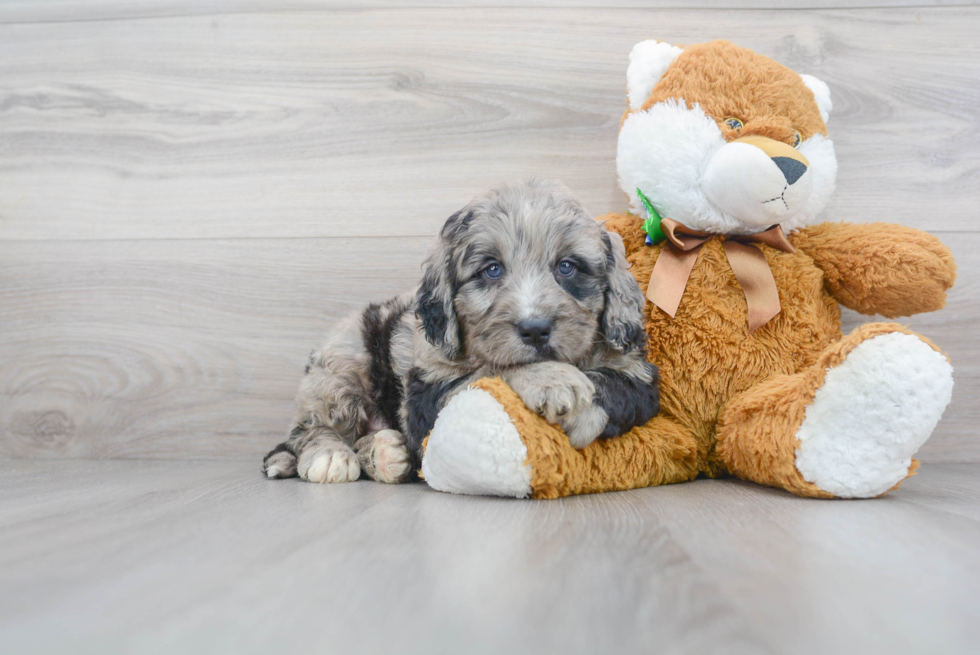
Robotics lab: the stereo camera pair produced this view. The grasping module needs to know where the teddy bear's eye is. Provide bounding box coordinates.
[724,117,743,131]
[791,130,802,148]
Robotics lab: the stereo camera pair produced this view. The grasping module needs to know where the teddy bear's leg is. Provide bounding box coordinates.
[422,378,698,499]
[716,323,953,498]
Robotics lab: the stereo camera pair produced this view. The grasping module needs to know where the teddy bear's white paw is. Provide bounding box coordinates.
[794,332,953,498]
[421,387,532,498]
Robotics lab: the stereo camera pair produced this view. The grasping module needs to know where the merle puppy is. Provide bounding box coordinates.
[263,179,658,484]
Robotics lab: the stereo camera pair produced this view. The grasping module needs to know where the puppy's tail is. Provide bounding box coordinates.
[262,442,298,479]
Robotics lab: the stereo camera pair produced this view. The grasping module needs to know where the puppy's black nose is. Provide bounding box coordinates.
[517,318,553,349]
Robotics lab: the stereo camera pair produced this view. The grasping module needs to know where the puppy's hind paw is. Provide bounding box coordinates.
[299,445,360,484]
[263,444,297,479]
[355,429,413,484]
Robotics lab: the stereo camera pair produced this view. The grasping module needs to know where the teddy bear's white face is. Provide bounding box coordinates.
[616,41,838,236]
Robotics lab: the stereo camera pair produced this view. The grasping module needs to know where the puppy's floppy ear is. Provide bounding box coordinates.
[415,209,471,360]
[600,230,647,354]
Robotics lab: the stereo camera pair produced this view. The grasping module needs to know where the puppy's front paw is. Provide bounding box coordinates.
[298,444,360,483]
[561,404,610,450]
[355,429,413,484]
[504,362,595,425]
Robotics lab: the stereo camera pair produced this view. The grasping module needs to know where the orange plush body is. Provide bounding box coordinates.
[421,40,956,500]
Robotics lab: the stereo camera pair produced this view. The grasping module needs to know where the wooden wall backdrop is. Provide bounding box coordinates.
[1,2,977,462]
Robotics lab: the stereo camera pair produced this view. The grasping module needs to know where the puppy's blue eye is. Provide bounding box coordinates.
[557,260,576,277]
[483,263,503,280]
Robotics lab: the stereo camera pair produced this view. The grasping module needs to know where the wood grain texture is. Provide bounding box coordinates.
[4,2,978,25]
[2,7,977,651]
[0,236,428,459]
[0,4,977,464]
[1,232,975,462]
[0,7,978,240]
[0,459,978,654]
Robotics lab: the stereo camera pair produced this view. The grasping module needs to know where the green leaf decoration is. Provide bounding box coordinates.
[637,187,666,244]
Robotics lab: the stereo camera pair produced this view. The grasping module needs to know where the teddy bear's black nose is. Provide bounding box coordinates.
[772,156,808,185]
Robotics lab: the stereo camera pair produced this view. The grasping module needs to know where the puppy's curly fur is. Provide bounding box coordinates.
[263,180,659,484]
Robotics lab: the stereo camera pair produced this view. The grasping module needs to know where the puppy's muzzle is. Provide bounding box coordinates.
[517,317,553,350]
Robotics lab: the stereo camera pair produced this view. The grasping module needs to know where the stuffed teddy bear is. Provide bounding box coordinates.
[420,39,957,500]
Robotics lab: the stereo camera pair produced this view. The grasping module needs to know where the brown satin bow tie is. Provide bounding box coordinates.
[646,217,796,333]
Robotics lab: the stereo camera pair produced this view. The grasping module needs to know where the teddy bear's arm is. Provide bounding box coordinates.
[790,222,956,317]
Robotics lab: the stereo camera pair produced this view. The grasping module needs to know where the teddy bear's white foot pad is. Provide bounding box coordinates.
[421,387,532,498]
[795,332,953,498]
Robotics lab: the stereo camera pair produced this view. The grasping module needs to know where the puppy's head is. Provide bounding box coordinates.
[416,179,646,366]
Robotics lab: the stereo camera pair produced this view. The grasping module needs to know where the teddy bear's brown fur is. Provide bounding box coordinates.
[435,41,956,500]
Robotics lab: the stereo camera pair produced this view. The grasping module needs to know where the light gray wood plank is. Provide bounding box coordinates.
[633,466,980,655]
[0,459,978,654]
[4,2,979,25]
[1,231,976,462]
[895,461,980,521]
[0,460,770,655]
[0,236,430,460]
[0,7,977,240]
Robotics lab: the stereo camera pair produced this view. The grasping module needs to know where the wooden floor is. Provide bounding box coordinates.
[2,3,979,652]
[0,459,977,654]
[2,1,979,463]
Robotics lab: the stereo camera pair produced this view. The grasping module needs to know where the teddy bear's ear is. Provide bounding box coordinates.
[800,74,833,124]
[627,40,684,111]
